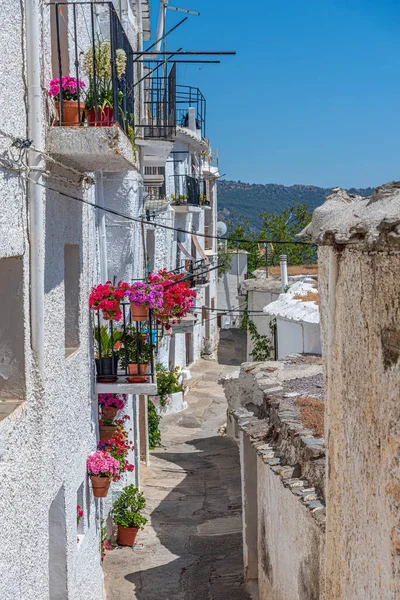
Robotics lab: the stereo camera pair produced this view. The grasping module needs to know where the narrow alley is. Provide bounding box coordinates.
[103,354,255,600]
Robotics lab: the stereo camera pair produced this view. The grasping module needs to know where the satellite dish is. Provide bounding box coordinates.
[216,221,227,237]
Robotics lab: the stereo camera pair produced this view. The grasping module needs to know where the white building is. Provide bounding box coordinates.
[263,278,321,358]
[0,1,219,597]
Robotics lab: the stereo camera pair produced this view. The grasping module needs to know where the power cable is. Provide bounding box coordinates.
[0,130,315,248]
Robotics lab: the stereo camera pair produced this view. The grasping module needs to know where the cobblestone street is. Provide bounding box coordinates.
[104,356,256,600]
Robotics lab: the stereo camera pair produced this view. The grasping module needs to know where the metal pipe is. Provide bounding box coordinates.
[96,173,108,281]
[26,0,45,376]
[131,51,236,55]
[279,254,288,291]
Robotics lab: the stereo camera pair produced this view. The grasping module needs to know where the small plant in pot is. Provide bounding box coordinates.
[48,76,86,126]
[155,364,183,407]
[111,485,147,546]
[87,450,120,498]
[94,326,123,383]
[127,281,163,321]
[120,330,152,383]
[99,393,126,420]
[98,418,135,479]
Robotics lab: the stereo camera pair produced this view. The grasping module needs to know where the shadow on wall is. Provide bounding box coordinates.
[124,435,252,600]
[218,328,247,366]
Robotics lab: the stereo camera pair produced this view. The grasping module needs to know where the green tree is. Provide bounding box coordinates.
[226,203,316,275]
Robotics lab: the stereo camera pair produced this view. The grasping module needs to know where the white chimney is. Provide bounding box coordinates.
[280,254,288,291]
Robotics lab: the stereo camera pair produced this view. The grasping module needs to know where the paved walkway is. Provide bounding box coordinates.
[104,358,255,600]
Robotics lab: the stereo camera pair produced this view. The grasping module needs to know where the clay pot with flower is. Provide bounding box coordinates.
[120,330,152,383]
[127,281,163,322]
[148,269,196,329]
[89,280,129,321]
[87,450,120,498]
[98,418,135,479]
[99,393,126,420]
[111,485,148,546]
[48,76,86,126]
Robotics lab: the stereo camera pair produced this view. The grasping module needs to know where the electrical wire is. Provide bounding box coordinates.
[0,130,315,247]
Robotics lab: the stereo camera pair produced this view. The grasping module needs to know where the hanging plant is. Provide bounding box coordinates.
[89,280,129,321]
[148,269,196,329]
[127,281,163,321]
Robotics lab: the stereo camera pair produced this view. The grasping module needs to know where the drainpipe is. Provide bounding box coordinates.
[26,0,45,377]
[279,254,288,291]
[135,0,145,127]
[96,173,108,282]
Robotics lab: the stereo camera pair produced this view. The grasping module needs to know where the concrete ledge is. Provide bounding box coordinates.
[47,125,137,172]
[96,379,157,395]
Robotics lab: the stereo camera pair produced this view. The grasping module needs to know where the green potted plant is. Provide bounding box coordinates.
[94,326,123,382]
[82,38,126,126]
[120,330,152,383]
[153,364,186,415]
[111,485,147,546]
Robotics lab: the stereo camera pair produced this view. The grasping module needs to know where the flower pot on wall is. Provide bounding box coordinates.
[130,303,149,322]
[117,525,139,546]
[99,424,118,442]
[95,356,118,383]
[127,363,148,383]
[101,301,120,321]
[88,106,114,126]
[90,475,111,498]
[102,406,118,420]
[55,100,85,126]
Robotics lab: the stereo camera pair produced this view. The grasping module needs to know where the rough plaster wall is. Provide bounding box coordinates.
[319,246,400,600]
[257,455,324,600]
[0,174,103,600]
[217,252,248,328]
[153,207,176,272]
[103,171,143,282]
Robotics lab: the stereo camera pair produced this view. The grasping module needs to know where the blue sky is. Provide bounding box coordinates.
[148,0,400,188]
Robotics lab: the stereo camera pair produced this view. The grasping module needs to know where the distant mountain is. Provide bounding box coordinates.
[217,180,374,231]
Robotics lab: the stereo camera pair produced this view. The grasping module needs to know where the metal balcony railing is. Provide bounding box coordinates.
[171,259,208,288]
[137,65,176,140]
[50,2,134,134]
[94,303,158,385]
[176,85,206,138]
[171,175,202,206]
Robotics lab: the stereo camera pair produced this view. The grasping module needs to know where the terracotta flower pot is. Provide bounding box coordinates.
[102,301,120,321]
[117,525,139,546]
[130,303,149,322]
[127,363,148,383]
[88,106,114,126]
[55,100,85,126]
[99,424,118,442]
[90,475,111,498]
[102,405,118,420]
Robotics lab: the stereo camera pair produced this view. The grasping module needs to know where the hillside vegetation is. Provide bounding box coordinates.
[218,180,374,231]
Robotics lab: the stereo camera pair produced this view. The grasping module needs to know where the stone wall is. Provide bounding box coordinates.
[302,184,400,599]
[222,357,326,600]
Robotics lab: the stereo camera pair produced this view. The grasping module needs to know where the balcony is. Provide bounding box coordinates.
[176,85,206,139]
[94,303,158,395]
[171,176,210,212]
[47,2,137,171]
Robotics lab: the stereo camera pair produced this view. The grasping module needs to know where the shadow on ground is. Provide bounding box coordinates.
[124,435,251,600]
[218,329,247,366]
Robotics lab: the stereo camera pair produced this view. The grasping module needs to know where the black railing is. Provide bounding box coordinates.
[171,175,201,206]
[138,64,176,139]
[176,85,206,138]
[94,303,157,384]
[171,258,208,288]
[50,2,135,136]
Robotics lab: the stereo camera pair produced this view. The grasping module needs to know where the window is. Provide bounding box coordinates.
[49,486,68,598]
[64,245,80,357]
[0,257,25,419]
